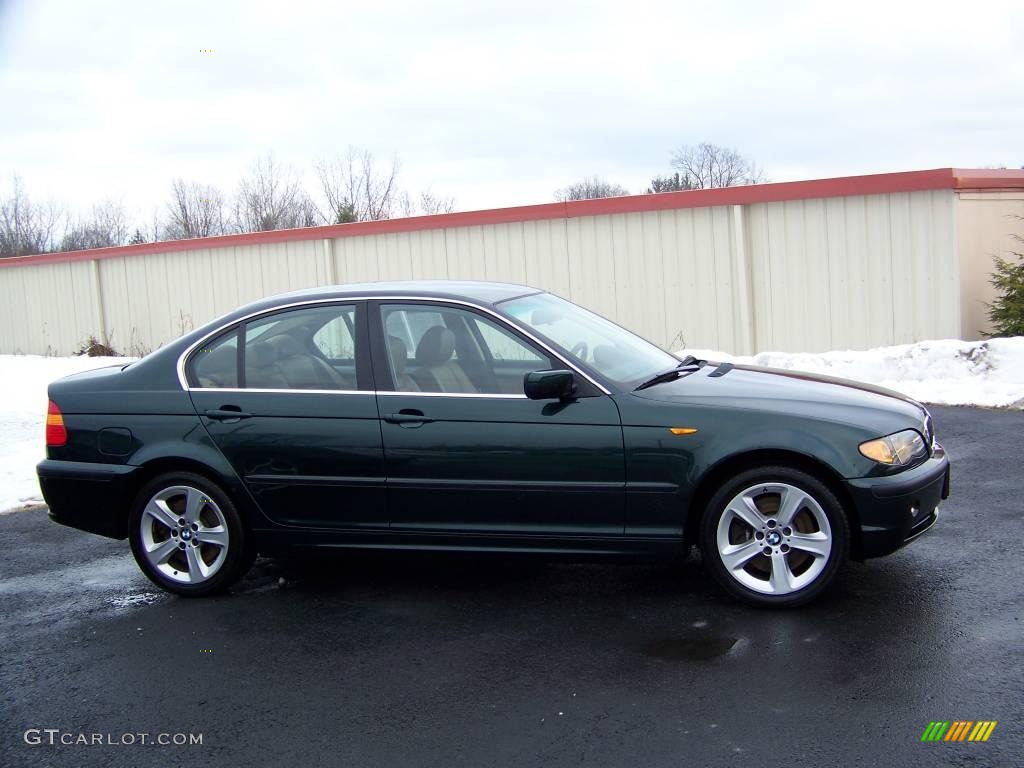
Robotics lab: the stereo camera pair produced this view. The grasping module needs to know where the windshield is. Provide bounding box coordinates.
[499,293,681,387]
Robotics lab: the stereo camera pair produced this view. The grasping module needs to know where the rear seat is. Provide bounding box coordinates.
[244,341,289,389]
[262,335,355,390]
[196,345,238,388]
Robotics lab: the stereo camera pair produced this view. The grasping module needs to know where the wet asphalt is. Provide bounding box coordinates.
[1,405,1021,768]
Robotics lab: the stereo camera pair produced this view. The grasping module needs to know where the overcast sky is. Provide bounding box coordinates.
[1,0,1021,223]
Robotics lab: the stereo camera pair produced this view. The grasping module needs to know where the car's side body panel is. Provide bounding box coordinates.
[376,392,626,535]
[188,388,388,530]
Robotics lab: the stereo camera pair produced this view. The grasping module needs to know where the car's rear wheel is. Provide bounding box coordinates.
[129,472,254,596]
[700,466,849,607]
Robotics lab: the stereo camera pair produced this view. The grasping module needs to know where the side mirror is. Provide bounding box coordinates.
[524,369,576,400]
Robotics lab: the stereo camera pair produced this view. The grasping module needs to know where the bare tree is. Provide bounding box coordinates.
[416,189,456,216]
[316,147,401,223]
[666,142,765,189]
[60,200,129,251]
[398,188,457,217]
[233,154,318,232]
[164,179,227,239]
[554,177,630,201]
[0,175,64,257]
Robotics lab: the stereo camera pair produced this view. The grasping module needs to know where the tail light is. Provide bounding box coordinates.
[46,400,67,447]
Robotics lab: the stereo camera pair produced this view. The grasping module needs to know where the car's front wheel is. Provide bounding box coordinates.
[128,472,254,596]
[700,466,849,607]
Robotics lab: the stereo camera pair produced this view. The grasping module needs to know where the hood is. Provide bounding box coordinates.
[633,361,930,437]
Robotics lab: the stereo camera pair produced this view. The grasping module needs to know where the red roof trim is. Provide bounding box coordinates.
[3,168,1021,269]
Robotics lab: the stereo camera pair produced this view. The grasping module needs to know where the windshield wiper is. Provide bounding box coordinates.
[634,358,705,391]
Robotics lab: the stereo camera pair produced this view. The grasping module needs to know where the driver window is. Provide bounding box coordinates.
[381,304,552,395]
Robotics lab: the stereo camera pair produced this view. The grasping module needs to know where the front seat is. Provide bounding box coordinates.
[265,335,353,390]
[387,336,420,392]
[413,326,476,393]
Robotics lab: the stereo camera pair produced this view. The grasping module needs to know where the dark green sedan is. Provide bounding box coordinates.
[37,281,950,607]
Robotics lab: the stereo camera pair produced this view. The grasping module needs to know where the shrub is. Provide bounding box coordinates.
[75,335,122,357]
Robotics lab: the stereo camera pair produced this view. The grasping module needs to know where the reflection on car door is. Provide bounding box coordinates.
[371,301,625,537]
[188,302,387,530]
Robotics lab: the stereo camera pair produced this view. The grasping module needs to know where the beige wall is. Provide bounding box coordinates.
[0,188,980,356]
[957,191,1024,339]
[747,190,960,351]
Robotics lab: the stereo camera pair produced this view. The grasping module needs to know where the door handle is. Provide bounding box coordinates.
[384,409,434,425]
[204,407,252,421]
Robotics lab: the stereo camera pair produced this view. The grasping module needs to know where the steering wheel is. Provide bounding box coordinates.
[570,341,588,361]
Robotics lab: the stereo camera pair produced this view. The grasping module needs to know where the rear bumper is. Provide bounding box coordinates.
[37,459,139,540]
[846,451,950,559]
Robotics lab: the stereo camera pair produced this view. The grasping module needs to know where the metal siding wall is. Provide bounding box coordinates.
[746,191,958,353]
[0,189,965,356]
[0,260,96,354]
[956,191,1024,339]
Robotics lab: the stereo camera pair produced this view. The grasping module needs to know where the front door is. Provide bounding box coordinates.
[371,301,624,536]
[186,301,387,530]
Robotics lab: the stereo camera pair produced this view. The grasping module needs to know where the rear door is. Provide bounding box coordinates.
[371,300,625,537]
[186,301,387,530]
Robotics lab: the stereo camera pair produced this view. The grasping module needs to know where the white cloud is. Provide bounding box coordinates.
[0,0,1021,222]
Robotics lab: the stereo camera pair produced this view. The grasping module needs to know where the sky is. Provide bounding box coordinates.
[0,0,1021,224]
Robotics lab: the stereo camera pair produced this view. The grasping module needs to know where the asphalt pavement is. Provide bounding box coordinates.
[1,405,1021,767]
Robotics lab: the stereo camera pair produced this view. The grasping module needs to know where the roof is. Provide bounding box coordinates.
[275,280,538,305]
[3,167,1023,269]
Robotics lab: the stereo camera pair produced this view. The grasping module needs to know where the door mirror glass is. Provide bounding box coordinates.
[524,369,576,400]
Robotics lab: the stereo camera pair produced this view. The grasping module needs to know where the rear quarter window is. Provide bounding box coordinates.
[189,330,239,387]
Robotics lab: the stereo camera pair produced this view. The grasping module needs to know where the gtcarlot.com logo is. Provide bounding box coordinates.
[24,729,203,746]
[921,721,997,742]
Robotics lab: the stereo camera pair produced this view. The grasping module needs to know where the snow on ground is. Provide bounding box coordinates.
[1,337,1022,513]
[681,337,1024,409]
[1,355,132,513]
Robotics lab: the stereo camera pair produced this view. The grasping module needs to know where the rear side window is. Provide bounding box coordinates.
[189,330,239,388]
[188,304,363,390]
[243,304,360,391]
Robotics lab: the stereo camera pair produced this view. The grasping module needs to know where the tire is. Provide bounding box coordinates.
[128,471,254,597]
[700,466,849,608]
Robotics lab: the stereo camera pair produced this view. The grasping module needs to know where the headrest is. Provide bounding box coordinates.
[266,334,303,359]
[415,326,455,367]
[247,341,277,368]
[388,335,409,374]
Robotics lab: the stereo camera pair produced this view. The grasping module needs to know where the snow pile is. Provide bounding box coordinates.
[0,355,132,512]
[682,338,1024,408]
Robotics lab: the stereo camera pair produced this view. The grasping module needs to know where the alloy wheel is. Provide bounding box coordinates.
[139,485,230,585]
[715,482,833,596]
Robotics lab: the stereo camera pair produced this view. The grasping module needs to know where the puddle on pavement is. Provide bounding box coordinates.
[643,634,739,661]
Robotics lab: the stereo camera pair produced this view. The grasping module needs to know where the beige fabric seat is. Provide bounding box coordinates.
[244,341,289,389]
[413,326,476,393]
[265,335,354,390]
[388,336,420,391]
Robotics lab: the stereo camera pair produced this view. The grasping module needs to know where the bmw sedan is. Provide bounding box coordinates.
[37,281,950,606]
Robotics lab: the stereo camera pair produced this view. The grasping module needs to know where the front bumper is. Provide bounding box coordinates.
[846,451,950,559]
[37,459,140,540]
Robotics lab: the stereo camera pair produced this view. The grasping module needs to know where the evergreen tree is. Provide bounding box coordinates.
[985,244,1024,337]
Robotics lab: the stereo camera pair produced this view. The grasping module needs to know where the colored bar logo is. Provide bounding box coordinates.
[921,721,997,742]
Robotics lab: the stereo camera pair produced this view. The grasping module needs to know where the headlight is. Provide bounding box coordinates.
[859,429,927,465]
